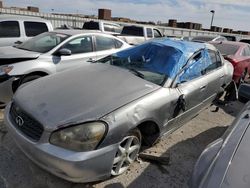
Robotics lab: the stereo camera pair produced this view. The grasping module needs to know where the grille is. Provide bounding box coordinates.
[10,103,44,141]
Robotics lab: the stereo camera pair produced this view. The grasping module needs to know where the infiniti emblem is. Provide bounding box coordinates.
[15,116,24,127]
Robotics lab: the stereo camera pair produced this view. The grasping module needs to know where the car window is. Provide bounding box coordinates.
[24,22,48,37]
[215,37,226,41]
[82,21,99,30]
[122,26,144,36]
[212,43,239,55]
[178,52,203,83]
[114,39,123,48]
[242,46,250,56]
[146,28,153,38]
[205,50,222,73]
[153,29,162,38]
[240,39,250,44]
[63,36,93,54]
[0,21,20,38]
[103,23,121,33]
[16,32,69,53]
[95,36,116,51]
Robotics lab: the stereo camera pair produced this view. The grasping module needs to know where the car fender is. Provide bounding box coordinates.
[7,60,56,76]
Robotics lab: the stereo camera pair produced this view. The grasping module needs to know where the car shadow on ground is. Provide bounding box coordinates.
[102,126,228,188]
[213,100,245,117]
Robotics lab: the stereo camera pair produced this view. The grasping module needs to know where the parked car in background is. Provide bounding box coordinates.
[82,21,122,34]
[240,38,250,44]
[222,35,239,41]
[167,35,192,41]
[191,101,250,188]
[0,15,53,47]
[210,41,250,84]
[191,35,227,43]
[117,25,163,45]
[0,30,130,105]
[5,39,233,183]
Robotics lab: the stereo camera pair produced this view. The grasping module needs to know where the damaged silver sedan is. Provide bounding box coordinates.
[4,39,233,183]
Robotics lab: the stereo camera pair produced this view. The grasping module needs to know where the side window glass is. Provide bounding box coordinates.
[0,21,20,38]
[63,36,93,54]
[103,24,115,32]
[146,28,153,38]
[103,23,121,33]
[242,47,250,56]
[95,36,116,51]
[153,29,162,38]
[114,39,123,48]
[203,50,222,73]
[24,22,48,37]
[178,52,203,83]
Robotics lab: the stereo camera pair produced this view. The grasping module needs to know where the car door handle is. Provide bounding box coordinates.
[14,41,22,45]
[200,85,207,90]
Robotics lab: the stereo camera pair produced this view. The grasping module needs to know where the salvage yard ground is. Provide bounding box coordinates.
[0,101,244,188]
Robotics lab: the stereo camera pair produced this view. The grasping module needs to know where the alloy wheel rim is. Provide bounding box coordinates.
[111,135,140,176]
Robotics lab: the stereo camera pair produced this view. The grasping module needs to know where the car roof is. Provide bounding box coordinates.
[150,38,215,54]
[210,41,248,47]
[52,29,103,36]
[0,14,50,22]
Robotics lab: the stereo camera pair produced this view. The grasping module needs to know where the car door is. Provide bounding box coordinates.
[202,50,225,105]
[54,35,97,72]
[0,20,23,47]
[94,35,122,61]
[166,51,209,130]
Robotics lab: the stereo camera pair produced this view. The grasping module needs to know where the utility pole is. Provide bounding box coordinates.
[210,10,215,29]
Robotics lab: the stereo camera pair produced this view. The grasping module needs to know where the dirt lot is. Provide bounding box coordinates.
[0,101,244,188]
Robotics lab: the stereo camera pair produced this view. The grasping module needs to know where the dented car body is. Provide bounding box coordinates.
[5,39,233,182]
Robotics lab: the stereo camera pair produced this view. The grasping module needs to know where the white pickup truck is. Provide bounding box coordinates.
[117,25,164,45]
[0,15,53,47]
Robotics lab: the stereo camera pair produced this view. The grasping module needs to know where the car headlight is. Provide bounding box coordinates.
[0,66,13,76]
[50,122,107,152]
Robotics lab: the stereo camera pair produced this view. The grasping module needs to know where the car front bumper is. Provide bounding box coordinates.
[4,104,118,183]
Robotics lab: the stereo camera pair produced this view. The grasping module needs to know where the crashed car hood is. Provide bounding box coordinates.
[14,63,160,130]
[0,46,41,65]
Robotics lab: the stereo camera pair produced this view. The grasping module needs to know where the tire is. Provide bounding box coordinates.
[111,128,142,176]
[19,75,42,87]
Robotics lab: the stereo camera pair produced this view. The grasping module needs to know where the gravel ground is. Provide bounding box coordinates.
[0,101,244,188]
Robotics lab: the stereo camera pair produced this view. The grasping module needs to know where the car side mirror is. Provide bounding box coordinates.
[56,48,72,56]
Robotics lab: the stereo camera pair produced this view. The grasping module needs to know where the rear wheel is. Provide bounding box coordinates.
[111,129,141,176]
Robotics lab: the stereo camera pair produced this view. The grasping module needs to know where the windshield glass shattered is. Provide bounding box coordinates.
[97,42,183,85]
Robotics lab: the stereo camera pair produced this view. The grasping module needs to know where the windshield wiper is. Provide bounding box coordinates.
[129,68,145,79]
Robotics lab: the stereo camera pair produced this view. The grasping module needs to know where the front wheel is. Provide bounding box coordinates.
[111,129,141,176]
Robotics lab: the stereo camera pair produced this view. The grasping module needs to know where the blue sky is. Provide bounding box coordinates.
[3,0,250,31]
